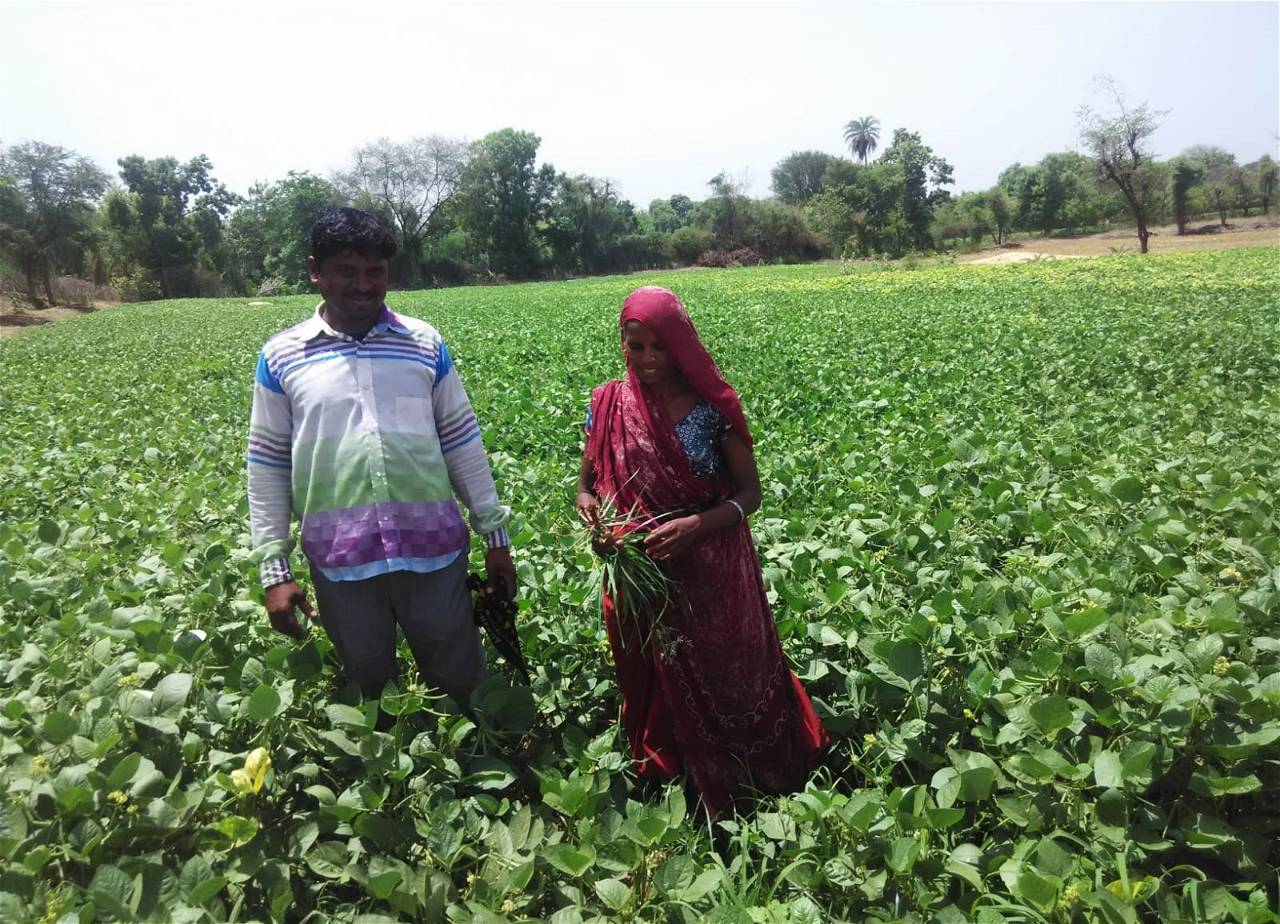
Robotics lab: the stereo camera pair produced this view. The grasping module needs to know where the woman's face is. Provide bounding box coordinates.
[622,320,676,386]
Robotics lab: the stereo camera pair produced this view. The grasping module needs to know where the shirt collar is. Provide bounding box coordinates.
[301,303,412,341]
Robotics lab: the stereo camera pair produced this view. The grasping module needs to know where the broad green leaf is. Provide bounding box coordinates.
[243,684,283,722]
[886,640,924,681]
[886,836,920,873]
[543,843,596,877]
[38,519,61,544]
[216,815,259,848]
[152,672,193,714]
[41,710,78,744]
[1093,750,1123,788]
[1016,867,1061,913]
[89,864,135,918]
[594,878,632,912]
[1084,644,1121,681]
[306,841,351,879]
[1110,476,1144,504]
[1029,695,1073,735]
[1063,607,1109,638]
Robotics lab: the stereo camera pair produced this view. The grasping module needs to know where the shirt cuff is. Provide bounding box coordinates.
[483,528,510,550]
[259,556,294,589]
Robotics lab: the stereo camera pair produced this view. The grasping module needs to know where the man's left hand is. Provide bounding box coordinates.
[485,546,517,600]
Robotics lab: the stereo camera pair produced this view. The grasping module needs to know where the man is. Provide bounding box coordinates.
[247,206,516,706]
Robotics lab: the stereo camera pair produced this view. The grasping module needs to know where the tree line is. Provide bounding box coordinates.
[1,95,1276,305]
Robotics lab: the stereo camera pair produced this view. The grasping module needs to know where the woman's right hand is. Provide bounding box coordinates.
[576,491,601,528]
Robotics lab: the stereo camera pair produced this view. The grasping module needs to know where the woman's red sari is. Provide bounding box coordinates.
[587,287,827,816]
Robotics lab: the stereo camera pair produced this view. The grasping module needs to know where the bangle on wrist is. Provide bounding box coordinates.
[726,499,746,523]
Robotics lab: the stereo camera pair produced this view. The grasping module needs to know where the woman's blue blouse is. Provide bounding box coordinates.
[674,400,729,480]
[584,399,730,480]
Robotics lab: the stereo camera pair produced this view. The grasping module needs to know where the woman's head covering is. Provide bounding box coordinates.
[619,286,752,447]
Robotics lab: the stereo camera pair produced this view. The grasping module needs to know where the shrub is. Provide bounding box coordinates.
[695,247,765,268]
[668,227,715,265]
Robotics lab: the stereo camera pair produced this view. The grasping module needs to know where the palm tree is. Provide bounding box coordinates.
[843,116,881,164]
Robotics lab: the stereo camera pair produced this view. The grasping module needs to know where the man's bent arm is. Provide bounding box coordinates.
[247,352,296,586]
[432,342,510,549]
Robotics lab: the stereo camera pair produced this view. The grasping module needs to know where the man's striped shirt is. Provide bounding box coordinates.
[248,305,509,587]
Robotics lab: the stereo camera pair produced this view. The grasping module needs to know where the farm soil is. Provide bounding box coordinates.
[0,297,114,339]
[960,218,1280,261]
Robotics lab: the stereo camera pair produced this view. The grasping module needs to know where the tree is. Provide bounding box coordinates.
[1170,156,1205,234]
[1010,152,1094,236]
[697,171,751,247]
[878,129,954,250]
[930,193,991,247]
[742,200,823,262]
[543,174,637,275]
[806,161,910,258]
[108,153,239,297]
[823,158,861,189]
[333,136,466,288]
[646,195,694,234]
[843,116,881,164]
[0,141,110,305]
[805,186,862,257]
[668,194,695,226]
[228,172,345,293]
[986,187,1012,245]
[456,129,556,278]
[1230,163,1256,217]
[770,151,839,205]
[1257,154,1278,215]
[1077,79,1167,253]
[1206,163,1239,227]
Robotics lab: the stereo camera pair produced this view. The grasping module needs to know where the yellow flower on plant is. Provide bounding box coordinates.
[230,747,271,795]
[863,733,877,746]
[31,755,48,776]
[107,790,128,805]
[1212,656,1230,677]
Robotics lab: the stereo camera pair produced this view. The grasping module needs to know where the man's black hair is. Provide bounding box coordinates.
[310,207,397,264]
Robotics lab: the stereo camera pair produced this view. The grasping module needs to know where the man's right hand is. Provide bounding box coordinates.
[265,581,314,640]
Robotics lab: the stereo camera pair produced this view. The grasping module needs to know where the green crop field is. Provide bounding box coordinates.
[1,249,1278,924]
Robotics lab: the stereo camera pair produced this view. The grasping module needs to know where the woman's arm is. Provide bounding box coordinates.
[576,448,601,527]
[644,431,762,560]
[704,431,762,527]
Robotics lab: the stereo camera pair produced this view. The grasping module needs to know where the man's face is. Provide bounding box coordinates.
[308,250,388,331]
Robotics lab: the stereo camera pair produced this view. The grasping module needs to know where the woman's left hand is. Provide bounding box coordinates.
[644,516,703,561]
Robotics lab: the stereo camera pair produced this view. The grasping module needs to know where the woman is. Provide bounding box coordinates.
[577,285,827,816]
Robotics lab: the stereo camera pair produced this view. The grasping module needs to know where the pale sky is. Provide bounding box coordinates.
[2,1,1277,207]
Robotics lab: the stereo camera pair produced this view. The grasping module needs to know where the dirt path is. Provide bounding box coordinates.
[0,300,118,339]
[967,251,1087,265]
[959,219,1280,262]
